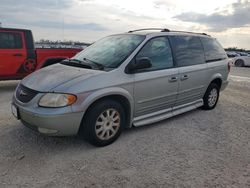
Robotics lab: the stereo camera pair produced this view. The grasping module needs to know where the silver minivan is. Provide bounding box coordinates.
[12,29,230,146]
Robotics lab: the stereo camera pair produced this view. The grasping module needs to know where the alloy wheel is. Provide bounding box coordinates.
[95,108,121,140]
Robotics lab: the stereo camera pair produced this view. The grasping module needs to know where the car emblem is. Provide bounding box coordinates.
[19,90,28,96]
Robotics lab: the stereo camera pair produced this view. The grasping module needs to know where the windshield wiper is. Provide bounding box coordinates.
[62,58,85,64]
[61,58,93,69]
[69,58,84,63]
[83,58,105,70]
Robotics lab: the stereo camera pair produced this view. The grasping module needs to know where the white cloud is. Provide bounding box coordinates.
[175,0,250,32]
[0,0,250,48]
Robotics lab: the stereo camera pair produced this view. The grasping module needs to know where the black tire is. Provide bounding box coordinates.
[235,59,244,67]
[202,83,220,110]
[79,99,125,147]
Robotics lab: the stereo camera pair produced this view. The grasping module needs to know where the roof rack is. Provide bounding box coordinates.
[128,28,170,33]
[171,30,209,36]
[128,28,209,36]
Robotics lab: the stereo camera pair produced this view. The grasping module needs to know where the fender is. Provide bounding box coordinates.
[74,87,135,127]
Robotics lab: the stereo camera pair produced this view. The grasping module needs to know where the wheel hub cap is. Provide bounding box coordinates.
[208,88,218,107]
[95,108,120,140]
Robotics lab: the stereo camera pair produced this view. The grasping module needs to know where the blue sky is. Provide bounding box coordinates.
[1,0,250,49]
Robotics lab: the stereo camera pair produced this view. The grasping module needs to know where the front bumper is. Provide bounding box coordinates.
[12,94,83,136]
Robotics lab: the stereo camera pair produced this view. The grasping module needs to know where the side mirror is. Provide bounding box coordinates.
[127,57,152,73]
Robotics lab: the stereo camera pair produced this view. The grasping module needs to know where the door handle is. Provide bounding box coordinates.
[180,75,189,81]
[13,54,23,57]
[169,76,178,82]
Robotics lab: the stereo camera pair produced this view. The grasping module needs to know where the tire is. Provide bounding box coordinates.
[79,100,125,147]
[235,59,244,67]
[202,83,220,110]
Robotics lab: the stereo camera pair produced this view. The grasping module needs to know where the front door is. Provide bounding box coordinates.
[0,31,27,77]
[132,36,178,117]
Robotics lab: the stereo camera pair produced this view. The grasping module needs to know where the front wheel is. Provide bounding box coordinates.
[202,83,220,110]
[79,100,125,147]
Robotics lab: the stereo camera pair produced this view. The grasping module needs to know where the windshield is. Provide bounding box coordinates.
[73,34,145,69]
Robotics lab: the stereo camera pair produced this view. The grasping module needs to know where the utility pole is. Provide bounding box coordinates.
[0,22,2,28]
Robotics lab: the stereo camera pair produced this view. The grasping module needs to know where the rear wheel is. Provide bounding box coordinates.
[79,100,125,147]
[202,83,220,110]
[235,59,244,67]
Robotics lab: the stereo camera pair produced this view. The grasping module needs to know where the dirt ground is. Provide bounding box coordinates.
[0,67,249,188]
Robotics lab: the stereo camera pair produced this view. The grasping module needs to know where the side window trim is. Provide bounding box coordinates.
[128,36,175,74]
[167,36,178,68]
[0,31,23,49]
[169,35,206,67]
[205,57,227,63]
[200,37,227,63]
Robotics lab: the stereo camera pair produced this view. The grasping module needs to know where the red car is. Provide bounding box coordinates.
[0,28,82,80]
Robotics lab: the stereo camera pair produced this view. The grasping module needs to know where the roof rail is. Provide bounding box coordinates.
[128,28,210,36]
[171,30,210,36]
[128,28,170,33]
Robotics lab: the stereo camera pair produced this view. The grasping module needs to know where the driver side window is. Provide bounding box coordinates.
[136,37,174,71]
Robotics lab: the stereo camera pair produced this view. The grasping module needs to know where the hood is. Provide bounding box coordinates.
[21,63,102,92]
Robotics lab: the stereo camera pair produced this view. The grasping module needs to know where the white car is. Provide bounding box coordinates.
[233,53,250,67]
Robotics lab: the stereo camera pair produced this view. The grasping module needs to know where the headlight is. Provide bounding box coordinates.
[38,93,77,108]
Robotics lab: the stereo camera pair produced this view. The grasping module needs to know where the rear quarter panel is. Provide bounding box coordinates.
[241,56,250,66]
[206,59,229,88]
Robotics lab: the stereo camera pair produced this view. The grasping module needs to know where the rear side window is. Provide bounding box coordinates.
[200,37,227,62]
[170,36,205,67]
[136,37,174,71]
[0,32,23,49]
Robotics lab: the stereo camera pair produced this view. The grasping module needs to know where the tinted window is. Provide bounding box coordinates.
[136,37,173,71]
[200,37,227,62]
[0,32,23,49]
[170,36,205,67]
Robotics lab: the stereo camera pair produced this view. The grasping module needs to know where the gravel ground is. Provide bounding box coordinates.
[0,67,249,188]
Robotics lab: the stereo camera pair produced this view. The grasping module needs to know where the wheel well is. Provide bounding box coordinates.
[42,58,65,68]
[235,59,244,64]
[210,78,222,89]
[82,95,131,128]
[235,59,244,62]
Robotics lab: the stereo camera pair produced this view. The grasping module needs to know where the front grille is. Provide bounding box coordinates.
[16,84,39,103]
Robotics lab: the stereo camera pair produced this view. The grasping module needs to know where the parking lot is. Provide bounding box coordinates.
[0,67,249,187]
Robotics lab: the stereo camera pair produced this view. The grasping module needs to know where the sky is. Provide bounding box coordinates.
[0,0,250,49]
